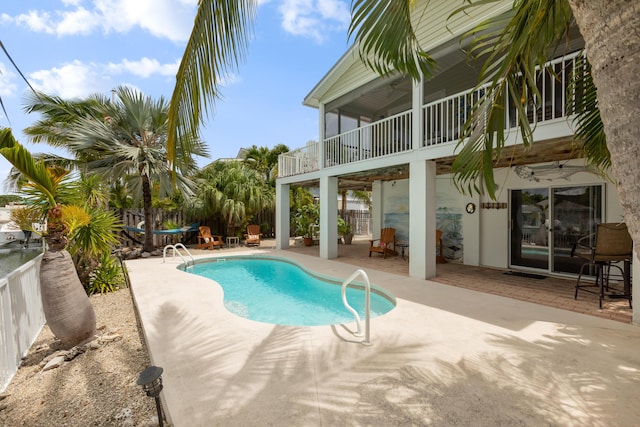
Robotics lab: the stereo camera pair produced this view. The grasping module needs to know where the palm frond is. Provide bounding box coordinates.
[167,0,255,167]
[568,52,609,171]
[0,128,60,206]
[349,0,437,79]
[451,0,574,199]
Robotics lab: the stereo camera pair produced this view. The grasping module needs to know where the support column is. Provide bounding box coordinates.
[411,71,424,149]
[319,103,326,169]
[275,182,290,249]
[319,175,338,259]
[409,160,437,279]
[371,180,383,239]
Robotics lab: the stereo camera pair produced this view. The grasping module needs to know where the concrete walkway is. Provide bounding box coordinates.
[127,246,640,426]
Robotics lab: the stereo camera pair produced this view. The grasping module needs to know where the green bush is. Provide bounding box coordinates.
[86,253,125,295]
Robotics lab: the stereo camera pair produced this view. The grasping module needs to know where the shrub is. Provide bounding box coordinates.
[86,253,125,294]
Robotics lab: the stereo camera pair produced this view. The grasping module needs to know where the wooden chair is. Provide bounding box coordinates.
[573,222,632,308]
[244,224,262,246]
[369,228,397,258]
[436,229,447,264]
[197,226,224,250]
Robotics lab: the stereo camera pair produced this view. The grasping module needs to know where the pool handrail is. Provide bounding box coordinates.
[341,269,371,345]
[162,243,195,267]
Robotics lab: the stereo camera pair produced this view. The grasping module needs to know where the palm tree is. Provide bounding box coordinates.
[243,144,290,184]
[243,145,272,182]
[25,86,208,252]
[188,161,273,236]
[348,0,640,258]
[0,128,96,347]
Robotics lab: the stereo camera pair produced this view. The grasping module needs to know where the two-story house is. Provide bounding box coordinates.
[274,1,635,320]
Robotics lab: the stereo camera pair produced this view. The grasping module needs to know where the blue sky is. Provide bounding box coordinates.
[0,0,352,188]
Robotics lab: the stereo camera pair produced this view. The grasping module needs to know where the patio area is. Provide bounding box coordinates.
[128,243,640,426]
[281,237,634,324]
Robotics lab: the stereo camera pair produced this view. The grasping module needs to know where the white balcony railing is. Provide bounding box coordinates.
[278,141,321,178]
[279,51,581,178]
[325,110,412,167]
[422,52,580,148]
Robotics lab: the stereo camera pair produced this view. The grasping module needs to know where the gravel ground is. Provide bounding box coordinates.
[0,288,164,427]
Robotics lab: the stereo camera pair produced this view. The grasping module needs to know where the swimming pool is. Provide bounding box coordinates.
[186,256,396,326]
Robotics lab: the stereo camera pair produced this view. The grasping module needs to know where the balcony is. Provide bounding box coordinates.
[279,52,581,178]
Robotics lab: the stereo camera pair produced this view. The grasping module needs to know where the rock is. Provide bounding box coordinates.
[150,249,162,257]
[64,346,86,361]
[42,356,65,371]
[140,252,151,258]
[115,407,132,421]
[40,351,64,367]
[100,333,122,344]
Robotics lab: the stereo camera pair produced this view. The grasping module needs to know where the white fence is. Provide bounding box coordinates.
[0,254,44,392]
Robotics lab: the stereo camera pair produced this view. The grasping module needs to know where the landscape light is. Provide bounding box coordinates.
[137,366,164,427]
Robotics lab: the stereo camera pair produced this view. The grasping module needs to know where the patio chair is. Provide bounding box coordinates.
[197,226,225,250]
[369,227,397,259]
[436,229,447,264]
[244,224,262,246]
[572,222,632,308]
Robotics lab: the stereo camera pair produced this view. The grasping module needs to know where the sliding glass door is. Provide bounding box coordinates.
[510,185,602,274]
[511,188,550,270]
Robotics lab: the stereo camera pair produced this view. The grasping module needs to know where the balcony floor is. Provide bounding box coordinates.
[282,236,633,324]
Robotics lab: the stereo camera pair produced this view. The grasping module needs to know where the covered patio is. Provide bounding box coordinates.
[281,237,634,324]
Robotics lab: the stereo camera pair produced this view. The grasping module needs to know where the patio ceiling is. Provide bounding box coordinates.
[291,136,577,191]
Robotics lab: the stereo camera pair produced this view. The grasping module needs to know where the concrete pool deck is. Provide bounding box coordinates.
[127,246,640,426]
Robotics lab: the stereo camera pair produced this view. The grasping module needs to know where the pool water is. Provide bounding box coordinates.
[0,247,43,278]
[187,257,396,326]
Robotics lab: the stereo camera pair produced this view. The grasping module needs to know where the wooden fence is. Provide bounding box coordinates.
[118,208,370,247]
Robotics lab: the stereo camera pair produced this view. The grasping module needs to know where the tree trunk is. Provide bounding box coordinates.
[569,1,640,260]
[39,204,96,347]
[40,249,97,347]
[141,174,155,252]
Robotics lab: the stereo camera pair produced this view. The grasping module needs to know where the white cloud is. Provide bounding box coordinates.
[14,10,55,34]
[107,57,180,78]
[279,0,349,43]
[29,60,111,98]
[12,0,197,42]
[0,63,17,97]
[56,7,100,36]
[317,0,350,23]
[28,56,182,99]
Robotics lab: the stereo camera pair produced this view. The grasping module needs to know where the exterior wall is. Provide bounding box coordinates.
[375,159,622,271]
[315,0,512,107]
[380,179,410,243]
[477,159,623,270]
[412,0,511,53]
[436,176,465,262]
